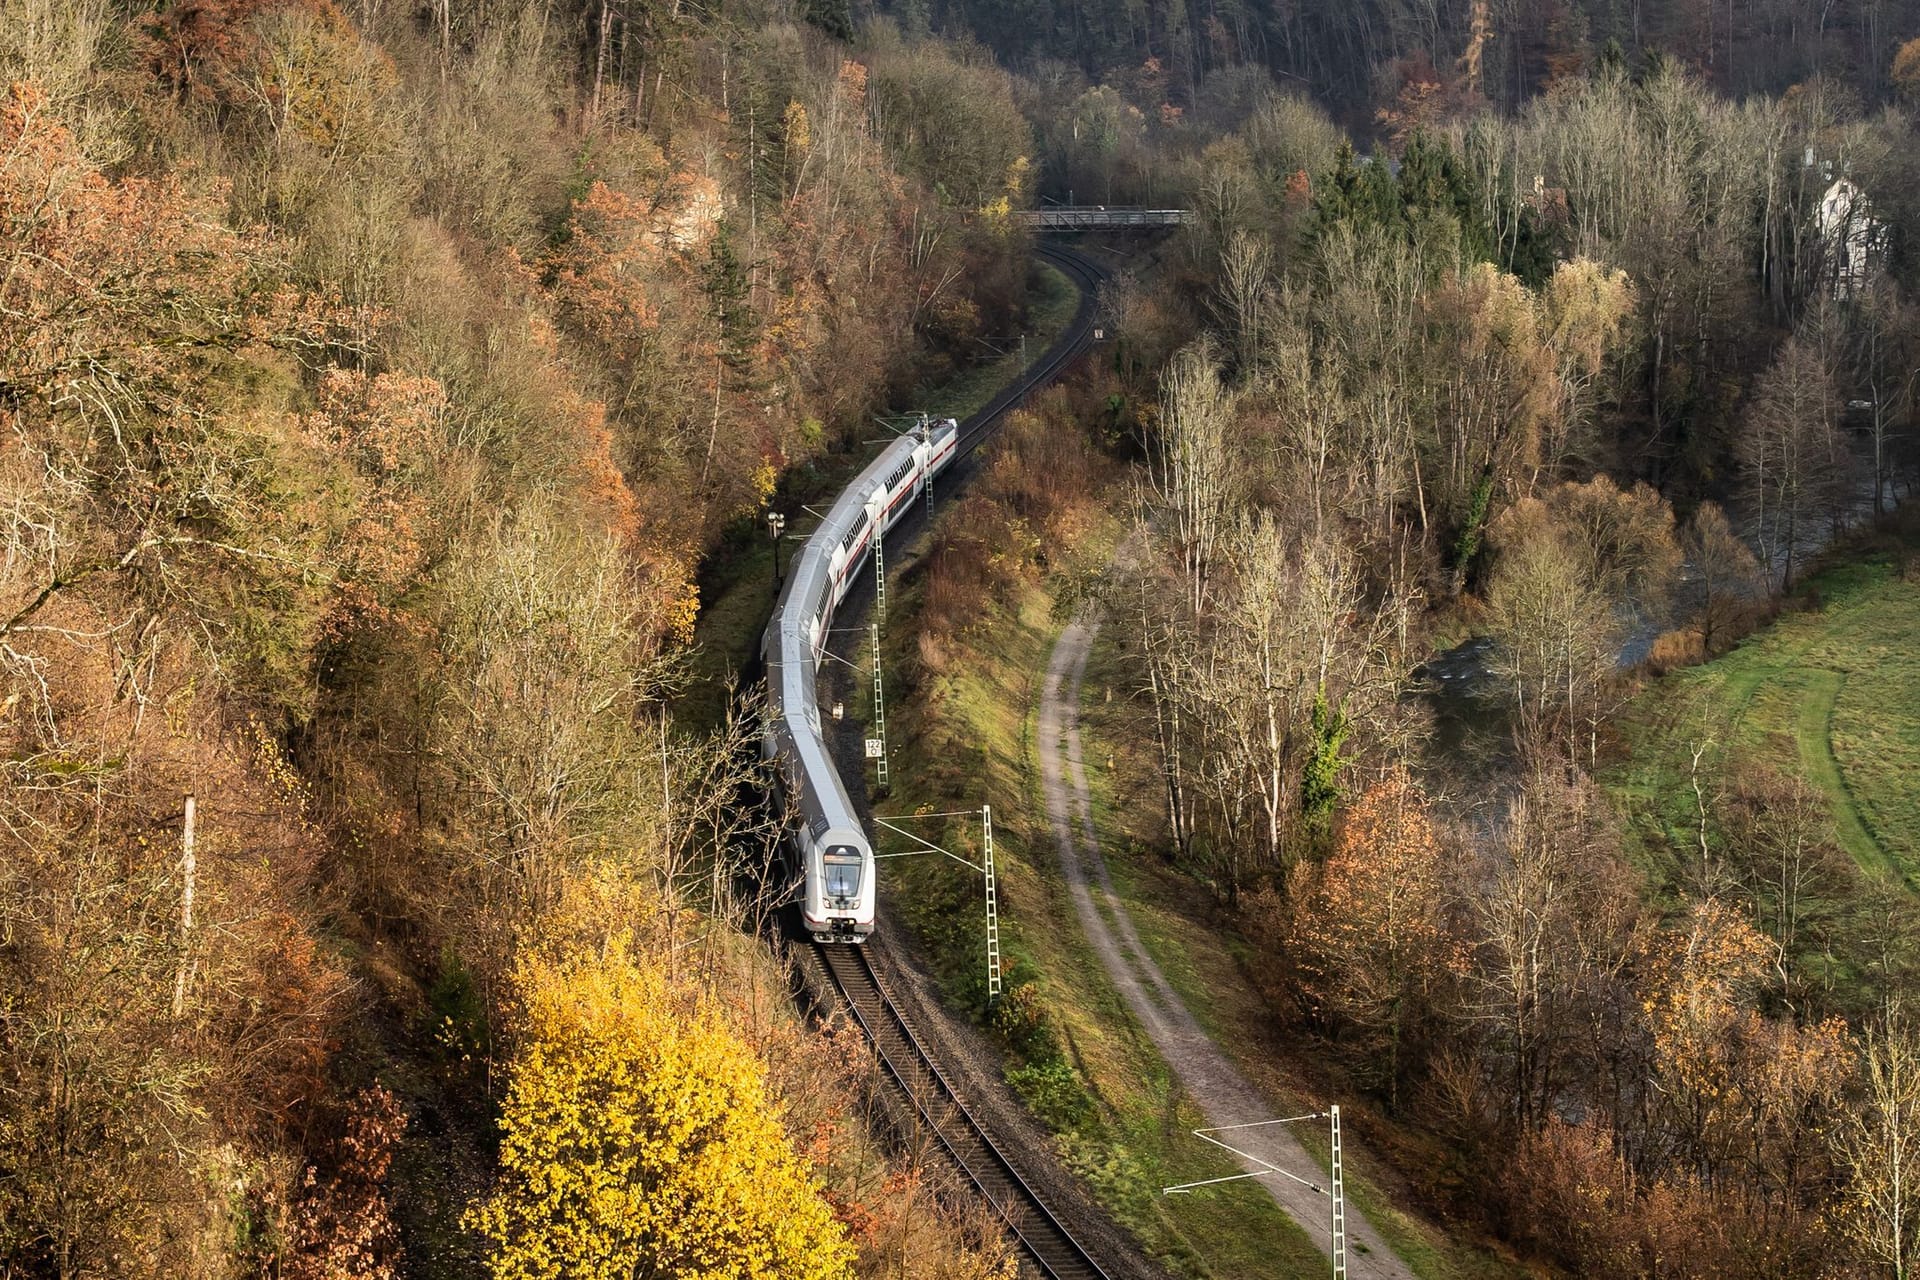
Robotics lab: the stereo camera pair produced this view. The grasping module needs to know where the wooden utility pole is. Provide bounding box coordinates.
[172,793,196,1019]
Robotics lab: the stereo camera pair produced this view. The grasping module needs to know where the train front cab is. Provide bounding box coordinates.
[799,822,874,944]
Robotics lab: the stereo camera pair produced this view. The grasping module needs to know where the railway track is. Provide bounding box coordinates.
[806,240,1118,1279]
[814,943,1113,1280]
[951,242,1108,460]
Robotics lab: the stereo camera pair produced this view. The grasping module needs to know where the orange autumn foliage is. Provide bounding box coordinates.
[1,79,349,410]
[561,389,644,546]
[283,1086,407,1280]
[1283,769,1462,1101]
[549,182,666,346]
[139,0,291,103]
[1641,898,1775,1096]
[302,369,446,633]
[1639,898,1850,1207]
[1504,1117,1755,1276]
[0,79,372,708]
[3,83,245,381]
[546,173,720,353]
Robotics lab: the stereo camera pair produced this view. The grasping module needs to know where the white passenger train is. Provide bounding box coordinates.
[762,416,961,943]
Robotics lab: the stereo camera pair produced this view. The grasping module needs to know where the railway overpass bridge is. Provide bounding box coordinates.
[1016,206,1194,231]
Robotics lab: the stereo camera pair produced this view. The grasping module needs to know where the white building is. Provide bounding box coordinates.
[1814,175,1886,301]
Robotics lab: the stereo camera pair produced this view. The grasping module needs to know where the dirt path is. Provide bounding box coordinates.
[1038,616,1417,1280]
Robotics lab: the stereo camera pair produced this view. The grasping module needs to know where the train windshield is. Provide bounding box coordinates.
[823,846,863,901]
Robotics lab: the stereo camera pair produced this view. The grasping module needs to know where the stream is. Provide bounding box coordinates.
[1417,444,1911,761]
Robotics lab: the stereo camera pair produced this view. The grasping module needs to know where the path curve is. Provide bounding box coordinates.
[1037,616,1416,1280]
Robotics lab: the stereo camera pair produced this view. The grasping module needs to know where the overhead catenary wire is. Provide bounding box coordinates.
[783,241,1117,1276]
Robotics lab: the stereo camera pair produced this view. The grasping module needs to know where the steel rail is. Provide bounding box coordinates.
[949,242,1107,460]
[810,242,1116,1279]
[816,944,1113,1280]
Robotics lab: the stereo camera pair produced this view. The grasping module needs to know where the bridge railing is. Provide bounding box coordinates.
[1016,207,1195,230]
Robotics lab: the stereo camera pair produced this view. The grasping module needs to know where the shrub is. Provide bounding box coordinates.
[989,981,1061,1062]
[1645,628,1705,674]
[466,946,854,1280]
[1006,1058,1092,1131]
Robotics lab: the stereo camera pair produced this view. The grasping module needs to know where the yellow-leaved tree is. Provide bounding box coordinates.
[466,947,856,1280]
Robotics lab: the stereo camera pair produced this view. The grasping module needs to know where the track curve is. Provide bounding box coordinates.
[814,944,1113,1280]
[807,241,1120,1280]
[954,242,1107,459]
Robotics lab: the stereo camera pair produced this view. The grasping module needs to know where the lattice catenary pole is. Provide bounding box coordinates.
[1330,1104,1347,1280]
[872,510,887,623]
[869,621,889,791]
[917,415,936,525]
[924,452,935,523]
[982,804,1002,999]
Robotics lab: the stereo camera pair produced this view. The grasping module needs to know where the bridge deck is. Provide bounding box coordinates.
[1018,207,1194,230]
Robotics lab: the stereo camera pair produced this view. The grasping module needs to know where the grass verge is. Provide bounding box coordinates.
[1610,526,1920,889]
[877,510,1328,1278]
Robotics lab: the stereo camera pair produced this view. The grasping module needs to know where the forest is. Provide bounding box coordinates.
[0,0,1035,1274]
[1026,11,1920,1280]
[4,0,1920,1276]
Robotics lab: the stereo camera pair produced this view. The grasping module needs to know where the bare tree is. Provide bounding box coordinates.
[1133,558,1195,867]
[1739,336,1844,593]
[1853,285,1918,517]
[1536,258,1636,483]
[1148,339,1240,617]
[1832,1008,1920,1279]
[1264,308,1346,537]
[1685,501,1764,655]
[1724,767,1853,1004]
[428,506,669,921]
[1142,514,1413,899]
[1213,229,1275,382]
[1466,771,1639,1134]
[1483,505,1620,766]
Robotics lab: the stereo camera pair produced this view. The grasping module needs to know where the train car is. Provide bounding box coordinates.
[763,417,960,943]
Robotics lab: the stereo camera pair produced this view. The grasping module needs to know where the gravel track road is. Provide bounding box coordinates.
[1037,615,1417,1280]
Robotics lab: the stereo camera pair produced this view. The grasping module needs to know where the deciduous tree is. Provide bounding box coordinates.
[1684,501,1764,654]
[1284,769,1456,1107]
[1466,771,1641,1133]
[1723,767,1854,1001]
[1738,336,1845,592]
[427,507,668,922]
[1832,1008,1920,1279]
[1483,500,1621,765]
[466,946,855,1280]
[1148,339,1239,616]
